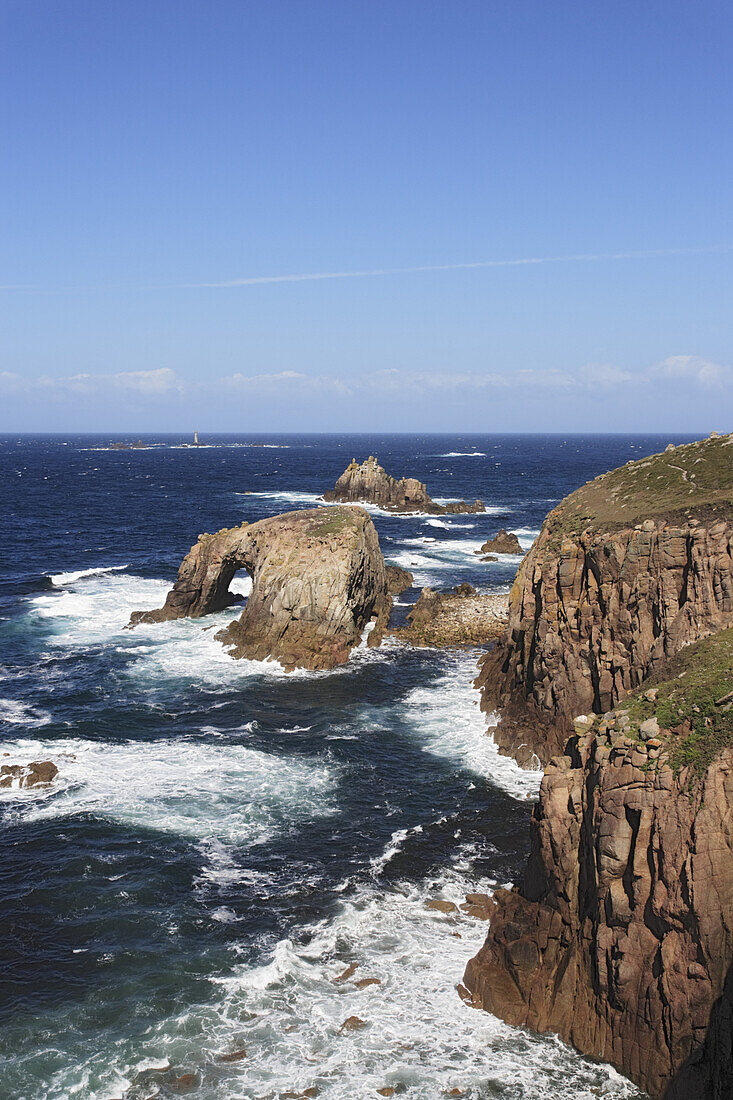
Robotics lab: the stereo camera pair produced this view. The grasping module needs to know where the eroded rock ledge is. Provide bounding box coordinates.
[130,506,391,671]
[324,456,484,515]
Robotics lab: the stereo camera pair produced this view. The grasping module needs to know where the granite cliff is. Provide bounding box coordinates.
[466,435,733,1098]
[477,433,733,764]
[130,506,390,671]
[324,456,484,515]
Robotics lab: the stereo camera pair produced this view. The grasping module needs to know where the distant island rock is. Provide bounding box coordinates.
[477,529,523,555]
[323,456,484,515]
[130,506,391,671]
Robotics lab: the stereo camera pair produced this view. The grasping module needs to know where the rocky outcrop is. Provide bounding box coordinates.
[394,587,508,647]
[130,507,391,671]
[324,456,484,515]
[385,564,414,595]
[0,761,58,788]
[478,529,524,555]
[465,716,733,1099]
[478,434,733,764]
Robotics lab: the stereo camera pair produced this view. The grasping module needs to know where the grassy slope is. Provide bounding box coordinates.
[622,629,733,774]
[543,432,733,545]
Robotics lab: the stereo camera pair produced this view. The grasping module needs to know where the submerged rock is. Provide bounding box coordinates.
[324,456,484,515]
[130,507,390,672]
[0,761,58,788]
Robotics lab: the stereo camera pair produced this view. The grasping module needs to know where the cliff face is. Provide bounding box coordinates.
[465,718,733,1099]
[323,456,484,515]
[467,436,733,1098]
[478,435,733,764]
[130,507,391,671]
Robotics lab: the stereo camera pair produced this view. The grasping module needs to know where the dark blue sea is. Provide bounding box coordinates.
[1,433,685,1100]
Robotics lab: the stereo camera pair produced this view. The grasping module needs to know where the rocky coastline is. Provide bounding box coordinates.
[465,434,733,1099]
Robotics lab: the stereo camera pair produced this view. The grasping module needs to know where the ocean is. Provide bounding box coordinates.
[0,433,687,1100]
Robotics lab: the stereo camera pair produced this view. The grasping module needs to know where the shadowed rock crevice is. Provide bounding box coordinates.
[130,507,391,671]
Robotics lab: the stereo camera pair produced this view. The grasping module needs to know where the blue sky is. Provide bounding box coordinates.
[2,0,732,432]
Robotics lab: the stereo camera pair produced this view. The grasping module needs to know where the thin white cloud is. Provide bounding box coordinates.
[2,357,729,404]
[647,355,729,387]
[1,368,181,399]
[186,245,732,288]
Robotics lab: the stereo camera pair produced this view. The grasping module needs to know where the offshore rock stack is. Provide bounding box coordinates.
[324,456,485,515]
[130,506,391,671]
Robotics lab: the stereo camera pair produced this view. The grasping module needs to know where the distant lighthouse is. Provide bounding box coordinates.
[194,430,199,446]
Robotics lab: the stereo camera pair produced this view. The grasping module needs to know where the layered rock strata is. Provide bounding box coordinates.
[324,456,484,515]
[478,435,733,764]
[465,714,733,1099]
[130,507,391,671]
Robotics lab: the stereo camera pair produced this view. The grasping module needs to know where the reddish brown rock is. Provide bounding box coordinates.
[425,898,459,914]
[323,456,484,515]
[338,1015,367,1033]
[478,438,733,764]
[130,507,391,672]
[385,564,414,595]
[478,529,524,555]
[0,761,58,789]
[465,734,733,1099]
[395,588,508,648]
[216,1048,247,1063]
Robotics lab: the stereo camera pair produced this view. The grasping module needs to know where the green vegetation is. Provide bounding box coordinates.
[623,629,733,775]
[543,433,733,545]
[308,508,354,537]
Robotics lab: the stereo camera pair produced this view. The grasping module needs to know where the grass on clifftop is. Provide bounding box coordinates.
[623,629,733,774]
[543,433,733,544]
[307,508,356,537]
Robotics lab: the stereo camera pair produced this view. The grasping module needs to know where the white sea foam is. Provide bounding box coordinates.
[49,564,130,586]
[0,698,52,727]
[435,451,487,457]
[394,654,541,800]
[76,862,641,1100]
[425,518,475,529]
[0,735,337,846]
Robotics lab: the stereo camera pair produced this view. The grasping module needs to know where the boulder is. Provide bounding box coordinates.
[385,564,414,595]
[130,507,391,672]
[323,456,484,515]
[0,761,58,789]
[478,529,524,555]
